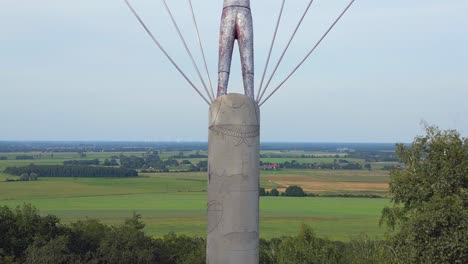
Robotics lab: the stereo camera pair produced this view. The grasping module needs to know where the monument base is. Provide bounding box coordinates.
[207,93,260,264]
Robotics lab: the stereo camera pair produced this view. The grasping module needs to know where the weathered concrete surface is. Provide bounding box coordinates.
[207,93,260,264]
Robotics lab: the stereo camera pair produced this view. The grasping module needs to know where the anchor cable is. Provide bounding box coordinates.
[257,0,316,103]
[188,0,216,101]
[259,0,356,107]
[161,0,214,102]
[124,0,210,105]
[256,0,286,102]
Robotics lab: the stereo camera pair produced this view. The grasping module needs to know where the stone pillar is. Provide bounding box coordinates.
[207,93,260,264]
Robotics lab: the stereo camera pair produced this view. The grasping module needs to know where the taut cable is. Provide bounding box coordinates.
[124,0,210,105]
[259,0,356,107]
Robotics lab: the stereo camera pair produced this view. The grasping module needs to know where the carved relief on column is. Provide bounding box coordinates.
[207,93,260,264]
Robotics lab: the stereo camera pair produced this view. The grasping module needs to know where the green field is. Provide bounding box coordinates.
[0,174,389,241]
[0,151,391,241]
[260,157,364,164]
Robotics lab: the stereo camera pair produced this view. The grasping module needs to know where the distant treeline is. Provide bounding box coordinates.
[320,193,383,198]
[119,152,208,172]
[63,159,100,166]
[261,160,366,170]
[5,173,39,182]
[261,153,344,159]
[15,155,34,160]
[0,141,397,153]
[119,152,165,170]
[4,164,137,178]
[259,186,383,198]
[347,151,398,162]
[0,141,208,153]
[260,186,310,197]
[171,151,208,159]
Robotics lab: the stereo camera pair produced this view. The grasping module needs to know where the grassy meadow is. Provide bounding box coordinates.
[0,151,393,241]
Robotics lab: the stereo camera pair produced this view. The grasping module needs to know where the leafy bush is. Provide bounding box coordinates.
[270,188,280,196]
[284,186,306,197]
[276,224,344,264]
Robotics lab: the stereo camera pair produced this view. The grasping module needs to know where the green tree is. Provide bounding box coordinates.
[24,236,73,264]
[96,213,161,263]
[380,126,468,263]
[0,204,64,262]
[19,173,30,181]
[276,224,343,264]
[364,164,372,171]
[344,234,392,264]
[160,233,205,264]
[67,218,110,259]
[29,173,38,180]
[259,237,282,264]
[284,186,306,197]
[270,188,280,197]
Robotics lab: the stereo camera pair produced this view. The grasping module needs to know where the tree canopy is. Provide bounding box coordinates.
[284,186,306,197]
[380,126,468,263]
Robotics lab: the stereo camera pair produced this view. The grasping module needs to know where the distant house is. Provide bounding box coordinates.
[260,164,278,170]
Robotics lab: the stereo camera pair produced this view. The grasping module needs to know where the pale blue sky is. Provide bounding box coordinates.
[1,0,467,142]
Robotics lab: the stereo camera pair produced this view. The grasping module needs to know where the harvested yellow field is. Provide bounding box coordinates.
[264,170,389,194]
[272,180,388,193]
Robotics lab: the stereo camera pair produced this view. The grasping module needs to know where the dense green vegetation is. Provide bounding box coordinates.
[258,188,293,197]
[0,204,397,264]
[260,186,311,197]
[284,185,307,197]
[15,155,35,160]
[0,204,207,264]
[63,159,100,166]
[118,152,207,172]
[4,164,138,178]
[380,126,468,263]
[262,160,364,170]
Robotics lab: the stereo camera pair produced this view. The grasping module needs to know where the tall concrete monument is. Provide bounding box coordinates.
[207,1,259,263]
[125,0,355,262]
[207,94,259,263]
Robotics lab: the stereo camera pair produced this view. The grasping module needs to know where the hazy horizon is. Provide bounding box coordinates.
[0,140,403,144]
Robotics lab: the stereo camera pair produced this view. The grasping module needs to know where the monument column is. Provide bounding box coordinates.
[207,93,260,263]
